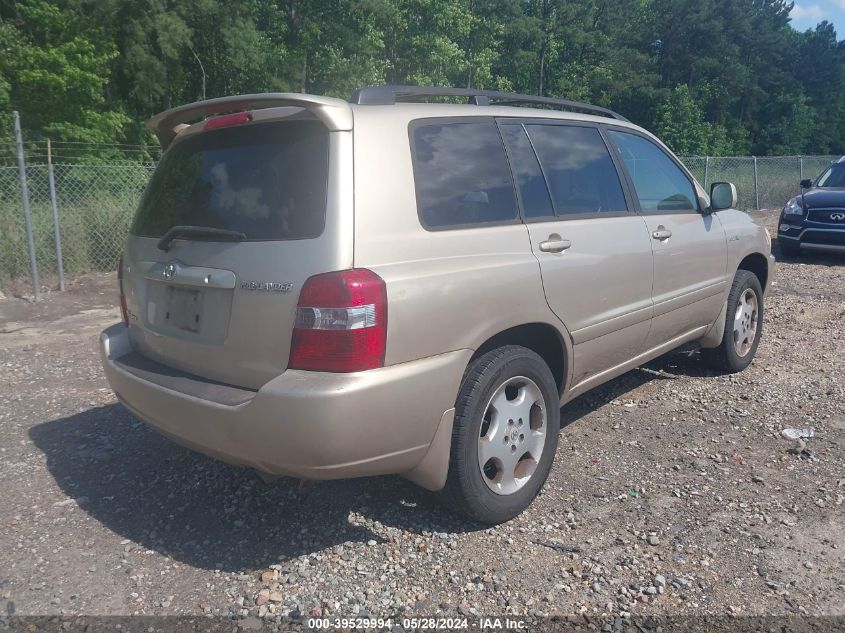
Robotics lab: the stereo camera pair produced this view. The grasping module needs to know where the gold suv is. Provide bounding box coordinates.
[100,86,775,524]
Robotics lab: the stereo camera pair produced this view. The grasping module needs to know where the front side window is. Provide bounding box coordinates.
[411,121,518,228]
[525,124,628,216]
[608,130,697,213]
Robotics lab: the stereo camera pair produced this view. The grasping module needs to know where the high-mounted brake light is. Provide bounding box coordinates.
[118,255,129,326]
[289,269,387,373]
[204,111,252,131]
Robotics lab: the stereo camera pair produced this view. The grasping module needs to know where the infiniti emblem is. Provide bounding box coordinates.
[162,263,177,280]
[830,212,845,221]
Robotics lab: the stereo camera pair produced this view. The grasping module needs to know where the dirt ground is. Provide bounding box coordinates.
[0,211,843,631]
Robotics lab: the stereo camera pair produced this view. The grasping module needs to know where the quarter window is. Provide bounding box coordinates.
[411,121,518,228]
[525,124,628,216]
[608,130,697,213]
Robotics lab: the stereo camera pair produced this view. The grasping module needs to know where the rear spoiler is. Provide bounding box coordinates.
[146,93,354,149]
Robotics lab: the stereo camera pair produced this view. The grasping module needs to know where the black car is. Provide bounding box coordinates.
[778,157,845,256]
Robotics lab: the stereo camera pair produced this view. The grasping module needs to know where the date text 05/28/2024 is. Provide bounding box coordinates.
[307,617,528,630]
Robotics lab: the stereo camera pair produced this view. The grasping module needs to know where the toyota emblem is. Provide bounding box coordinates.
[162,263,177,280]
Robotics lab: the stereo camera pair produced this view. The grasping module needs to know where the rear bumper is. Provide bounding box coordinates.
[100,324,468,485]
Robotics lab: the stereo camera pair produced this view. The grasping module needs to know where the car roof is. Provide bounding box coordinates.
[150,87,649,150]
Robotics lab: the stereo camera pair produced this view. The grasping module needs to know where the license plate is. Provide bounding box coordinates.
[164,286,203,333]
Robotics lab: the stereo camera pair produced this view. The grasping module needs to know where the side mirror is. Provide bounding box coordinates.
[800,179,813,189]
[710,182,737,211]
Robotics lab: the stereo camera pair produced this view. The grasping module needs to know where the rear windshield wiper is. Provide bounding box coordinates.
[157,225,247,251]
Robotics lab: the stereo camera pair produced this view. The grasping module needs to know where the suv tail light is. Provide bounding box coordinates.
[289,269,387,372]
[118,255,129,326]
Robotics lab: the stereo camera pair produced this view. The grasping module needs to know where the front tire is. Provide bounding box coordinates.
[441,346,559,524]
[701,269,764,373]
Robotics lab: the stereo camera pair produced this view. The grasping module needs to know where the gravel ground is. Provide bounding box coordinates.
[0,211,843,630]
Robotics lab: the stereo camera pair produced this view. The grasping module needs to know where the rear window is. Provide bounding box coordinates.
[131,120,329,240]
[410,120,518,229]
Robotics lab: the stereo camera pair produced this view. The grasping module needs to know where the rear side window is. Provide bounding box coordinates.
[499,124,554,219]
[411,121,518,228]
[132,120,329,240]
[607,130,697,212]
[525,124,627,216]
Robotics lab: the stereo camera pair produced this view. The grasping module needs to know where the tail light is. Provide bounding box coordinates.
[118,255,129,326]
[289,269,387,372]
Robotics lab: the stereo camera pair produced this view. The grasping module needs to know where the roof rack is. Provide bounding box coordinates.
[349,85,629,122]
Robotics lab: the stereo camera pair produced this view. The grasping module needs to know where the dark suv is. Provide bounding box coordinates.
[778,157,845,256]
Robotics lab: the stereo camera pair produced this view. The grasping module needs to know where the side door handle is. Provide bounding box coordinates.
[539,234,572,253]
[652,227,672,241]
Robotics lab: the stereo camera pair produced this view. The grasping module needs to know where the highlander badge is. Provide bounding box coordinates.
[240,281,294,293]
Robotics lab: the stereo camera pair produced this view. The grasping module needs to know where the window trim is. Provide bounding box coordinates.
[497,117,636,223]
[496,121,555,223]
[407,116,522,232]
[602,125,705,216]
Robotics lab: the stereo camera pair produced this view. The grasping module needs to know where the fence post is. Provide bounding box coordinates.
[703,156,710,189]
[753,155,760,210]
[799,156,804,181]
[47,139,65,291]
[13,111,40,301]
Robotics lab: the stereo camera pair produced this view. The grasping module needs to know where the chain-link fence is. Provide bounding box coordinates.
[0,132,841,295]
[0,162,157,294]
[0,132,158,294]
[681,155,839,210]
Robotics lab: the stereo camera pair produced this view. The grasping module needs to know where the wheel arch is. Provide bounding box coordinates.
[737,252,769,292]
[469,322,570,397]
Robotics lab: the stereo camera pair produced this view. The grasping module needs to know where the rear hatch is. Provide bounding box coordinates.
[122,112,352,389]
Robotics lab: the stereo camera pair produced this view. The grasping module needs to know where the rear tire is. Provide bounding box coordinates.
[440,345,559,525]
[701,270,763,374]
[778,238,800,258]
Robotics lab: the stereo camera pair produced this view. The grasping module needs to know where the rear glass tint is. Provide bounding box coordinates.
[411,121,517,228]
[131,120,329,240]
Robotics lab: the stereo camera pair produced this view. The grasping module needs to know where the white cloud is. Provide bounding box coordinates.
[832,0,845,11]
[791,3,825,20]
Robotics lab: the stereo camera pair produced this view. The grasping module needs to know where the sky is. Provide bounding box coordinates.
[790,0,845,35]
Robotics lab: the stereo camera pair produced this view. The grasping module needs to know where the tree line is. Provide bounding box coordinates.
[1,0,843,156]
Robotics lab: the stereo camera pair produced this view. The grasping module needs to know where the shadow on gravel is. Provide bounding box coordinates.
[30,345,714,573]
[560,344,713,428]
[29,404,477,572]
[773,240,845,264]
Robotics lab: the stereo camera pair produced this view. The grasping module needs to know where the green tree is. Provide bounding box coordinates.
[655,85,711,154]
[0,0,129,143]
[0,0,844,155]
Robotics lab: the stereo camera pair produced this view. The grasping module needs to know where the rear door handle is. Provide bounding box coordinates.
[652,227,672,240]
[539,235,572,253]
